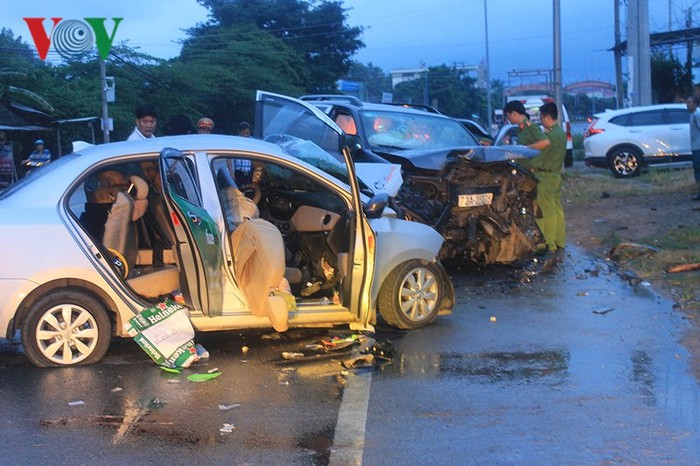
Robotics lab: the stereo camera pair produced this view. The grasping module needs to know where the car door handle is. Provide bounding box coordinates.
[187,211,201,225]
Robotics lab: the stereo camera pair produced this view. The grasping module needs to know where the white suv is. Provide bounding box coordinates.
[584,103,692,178]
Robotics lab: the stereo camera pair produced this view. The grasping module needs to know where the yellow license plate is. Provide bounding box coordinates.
[458,193,493,207]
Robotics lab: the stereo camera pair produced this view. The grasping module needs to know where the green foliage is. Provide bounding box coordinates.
[393,65,487,121]
[193,0,364,92]
[343,61,391,102]
[651,51,692,103]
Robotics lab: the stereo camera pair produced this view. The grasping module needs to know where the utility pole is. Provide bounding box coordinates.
[553,0,562,121]
[99,59,110,143]
[687,8,693,85]
[484,0,493,133]
[614,0,624,107]
[627,0,652,106]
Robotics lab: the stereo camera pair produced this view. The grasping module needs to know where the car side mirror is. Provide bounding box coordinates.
[364,192,389,219]
[343,134,362,152]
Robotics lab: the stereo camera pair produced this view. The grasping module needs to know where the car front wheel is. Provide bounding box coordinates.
[608,147,642,178]
[378,260,441,329]
[21,290,112,367]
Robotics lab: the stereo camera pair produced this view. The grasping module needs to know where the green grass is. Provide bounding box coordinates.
[563,167,696,203]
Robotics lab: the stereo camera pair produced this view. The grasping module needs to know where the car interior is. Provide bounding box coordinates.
[69,156,354,316]
[211,157,353,307]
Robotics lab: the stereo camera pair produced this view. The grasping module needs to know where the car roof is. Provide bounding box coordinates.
[305,97,455,119]
[594,103,687,119]
[0,135,301,202]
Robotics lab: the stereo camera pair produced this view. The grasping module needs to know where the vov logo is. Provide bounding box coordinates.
[23,17,123,60]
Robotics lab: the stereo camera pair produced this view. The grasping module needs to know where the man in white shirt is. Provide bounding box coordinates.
[127,104,158,141]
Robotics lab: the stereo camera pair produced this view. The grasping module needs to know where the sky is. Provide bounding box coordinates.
[2,0,696,86]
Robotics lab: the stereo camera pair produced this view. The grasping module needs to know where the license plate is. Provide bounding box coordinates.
[458,193,493,208]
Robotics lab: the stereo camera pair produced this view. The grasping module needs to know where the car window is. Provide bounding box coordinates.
[667,109,690,125]
[629,110,665,126]
[164,156,201,206]
[609,114,630,126]
[334,112,357,135]
[359,110,478,150]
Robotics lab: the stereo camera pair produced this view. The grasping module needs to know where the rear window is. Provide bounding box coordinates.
[609,114,630,126]
[628,110,665,126]
[667,109,689,125]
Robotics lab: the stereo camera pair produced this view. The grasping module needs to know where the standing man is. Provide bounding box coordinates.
[519,102,567,256]
[238,121,251,138]
[197,117,214,134]
[504,100,550,150]
[686,96,700,200]
[127,104,157,141]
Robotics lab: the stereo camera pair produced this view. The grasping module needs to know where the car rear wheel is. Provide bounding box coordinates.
[608,147,642,178]
[21,290,112,367]
[378,260,441,329]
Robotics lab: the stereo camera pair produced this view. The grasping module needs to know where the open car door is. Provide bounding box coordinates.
[159,148,225,316]
[254,90,402,196]
[254,90,375,327]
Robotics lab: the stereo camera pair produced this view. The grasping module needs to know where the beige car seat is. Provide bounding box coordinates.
[102,175,179,298]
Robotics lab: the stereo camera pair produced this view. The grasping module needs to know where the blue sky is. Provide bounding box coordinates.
[2,0,694,86]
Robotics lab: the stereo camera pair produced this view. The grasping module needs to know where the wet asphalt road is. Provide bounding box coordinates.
[1,246,699,464]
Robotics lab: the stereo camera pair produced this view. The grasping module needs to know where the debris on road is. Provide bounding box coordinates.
[490,316,497,323]
[111,387,123,393]
[241,346,250,353]
[666,262,700,274]
[218,404,241,411]
[281,351,305,360]
[67,400,85,406]
[592,307,615,315]
[219,423,235,433]
[187,372,221,383]
[609,242,659,261]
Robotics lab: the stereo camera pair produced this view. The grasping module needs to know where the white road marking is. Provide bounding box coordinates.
[329,370,372,466]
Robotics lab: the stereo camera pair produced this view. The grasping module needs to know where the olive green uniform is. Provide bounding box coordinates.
[520,124,567,251]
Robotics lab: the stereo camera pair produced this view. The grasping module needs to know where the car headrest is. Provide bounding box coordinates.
[217,167,238,189]
[128,175,149,221]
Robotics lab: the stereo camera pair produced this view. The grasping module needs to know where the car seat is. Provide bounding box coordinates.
[101,175,180,298]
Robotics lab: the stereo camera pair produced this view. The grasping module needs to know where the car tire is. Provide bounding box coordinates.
[608,146,642,178]
[378,260,441,330]
[20,290,112,367]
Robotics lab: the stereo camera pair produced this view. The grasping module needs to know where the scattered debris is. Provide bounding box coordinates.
[219,423,235,433]
[609,242,659,261]
[490,316,497,323]
[187,372,221,383]
[639,281,651,287]
[341,353,374,369]
[159,366,182,374]
[577,291,589,297]
[666,263,700,274]
[207,367,220,374]
[195,344,209,359]
[281,351,305,360]
[167,380,180,384]
[111,387,123,393]
[67,400,85,406]
[261,332,282,341]
[592,307,615,315]
[241,346,250,354]
[219,404,241,411]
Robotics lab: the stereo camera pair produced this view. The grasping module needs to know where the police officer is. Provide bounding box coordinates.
[515,102,567,257]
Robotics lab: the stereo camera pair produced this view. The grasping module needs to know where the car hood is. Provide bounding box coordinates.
[373,145,540,171]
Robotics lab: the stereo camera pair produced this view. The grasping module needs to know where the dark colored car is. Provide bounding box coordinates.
[293,95,544,266]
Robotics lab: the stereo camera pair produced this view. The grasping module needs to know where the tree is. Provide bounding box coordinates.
[193,0,364,92]
[343,61,391,102]
[651,52,691,103]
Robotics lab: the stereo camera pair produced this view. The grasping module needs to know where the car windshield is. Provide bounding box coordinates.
[264,134,372,195]
[360,110,478,150]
